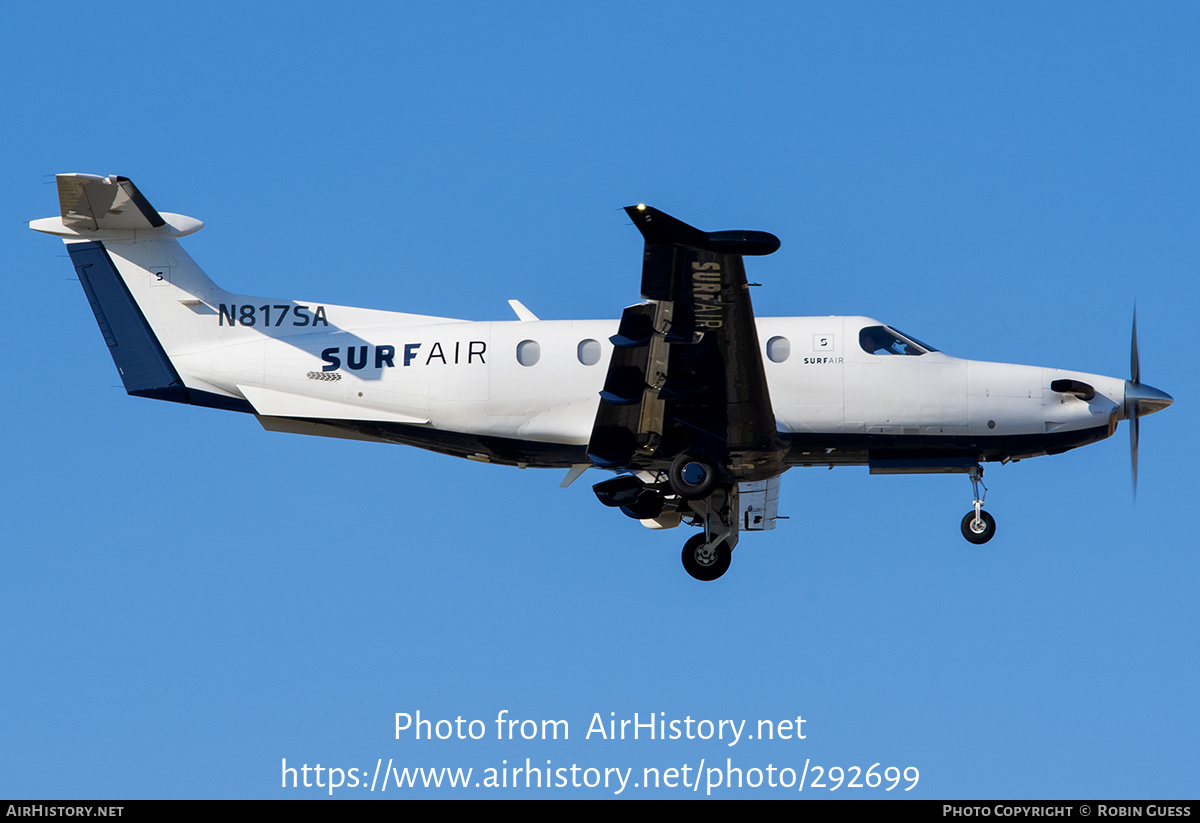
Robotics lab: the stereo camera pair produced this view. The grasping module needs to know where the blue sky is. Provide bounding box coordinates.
[2,2,1196,799]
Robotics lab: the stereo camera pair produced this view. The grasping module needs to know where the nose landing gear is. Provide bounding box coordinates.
[960,465,996,544]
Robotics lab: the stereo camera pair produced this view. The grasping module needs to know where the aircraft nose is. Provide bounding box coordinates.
[1124,380,1174,418]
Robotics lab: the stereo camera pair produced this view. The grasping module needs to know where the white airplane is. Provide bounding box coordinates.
[33,174,1173,580]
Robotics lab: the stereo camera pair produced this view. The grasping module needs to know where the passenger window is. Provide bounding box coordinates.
[516,339,541,366]
[577,339,601,366]
[766,336,790,363]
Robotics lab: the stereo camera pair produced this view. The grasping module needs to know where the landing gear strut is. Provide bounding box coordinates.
[595,466,741,580]
[679,485,738,581]
[960,465,996,544]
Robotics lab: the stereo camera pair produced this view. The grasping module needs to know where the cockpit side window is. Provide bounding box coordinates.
[858,325,931,356]
[891,328,939,353]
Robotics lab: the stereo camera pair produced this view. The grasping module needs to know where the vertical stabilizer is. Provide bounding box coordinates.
[67,241,189,403]
[32,174,244,410]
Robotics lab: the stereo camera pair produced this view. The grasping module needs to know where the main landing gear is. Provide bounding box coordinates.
[667,453,737,580]
[592,452,739,581]
[681,532,731,581]
[960,465,996,544]
[675,483,738,581]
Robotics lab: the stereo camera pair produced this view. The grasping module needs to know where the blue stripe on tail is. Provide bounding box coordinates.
[67,241,189,404]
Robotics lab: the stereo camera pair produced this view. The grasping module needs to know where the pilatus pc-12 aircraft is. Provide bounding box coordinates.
[33,174,1173,580]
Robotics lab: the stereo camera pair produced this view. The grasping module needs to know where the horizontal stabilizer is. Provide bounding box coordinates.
[30,174,204,238]
[237,385,430,425]
[59,174,164,230]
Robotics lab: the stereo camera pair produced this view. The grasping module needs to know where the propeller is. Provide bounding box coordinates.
[1123,307,1174,497]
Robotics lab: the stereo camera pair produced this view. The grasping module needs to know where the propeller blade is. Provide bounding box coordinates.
[1130,409,1139,499]
[1129,306,1139,498]
[1130,307,1140,385]
[1122,305,1174,497]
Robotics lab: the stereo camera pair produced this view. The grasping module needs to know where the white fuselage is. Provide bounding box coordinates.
[32,175,1172,575]
[169,304,1124,462]
[55,234,1124,468]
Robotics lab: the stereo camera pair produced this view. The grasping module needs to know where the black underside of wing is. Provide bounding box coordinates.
[587,207,784,481]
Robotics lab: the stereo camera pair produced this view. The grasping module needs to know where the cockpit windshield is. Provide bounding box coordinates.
[858,325,938,356]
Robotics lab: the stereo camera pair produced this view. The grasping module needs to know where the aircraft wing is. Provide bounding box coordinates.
[587,206,785,481]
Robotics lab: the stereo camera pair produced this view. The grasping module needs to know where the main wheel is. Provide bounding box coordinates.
[668,453,719,500]
[960,510,996,544]
[681,533,731,581]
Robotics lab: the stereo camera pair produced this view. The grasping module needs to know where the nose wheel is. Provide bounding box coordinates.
[961,509,996,544]
[960,465,996,544]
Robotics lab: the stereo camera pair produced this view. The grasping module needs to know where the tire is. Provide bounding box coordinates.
[960,510,996,544]
[668,453,719,500]
[681,533,731,581]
